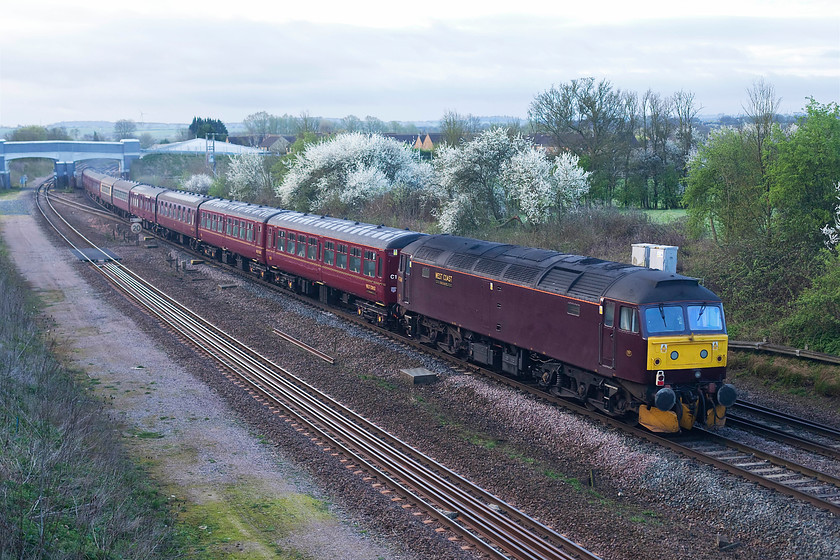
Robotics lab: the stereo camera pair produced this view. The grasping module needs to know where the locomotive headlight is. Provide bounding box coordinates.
[700,349,708,359]
[695,370,702,379]
[670,351,679,361]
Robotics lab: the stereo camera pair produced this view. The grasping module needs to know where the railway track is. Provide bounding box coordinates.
[52,186,840,518]
[37,182,602,559]
[727,401,840,461]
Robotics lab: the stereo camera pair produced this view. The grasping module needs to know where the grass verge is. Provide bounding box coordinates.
[0,239,181,558]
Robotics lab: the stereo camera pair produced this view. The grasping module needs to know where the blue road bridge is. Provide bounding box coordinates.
[0,139,140,189]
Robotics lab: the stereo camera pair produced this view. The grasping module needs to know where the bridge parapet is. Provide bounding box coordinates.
[0,139,141,188]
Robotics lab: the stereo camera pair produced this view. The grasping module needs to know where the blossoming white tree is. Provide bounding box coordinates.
[432,128,590,232]
[276,132,432,214]
[180,173,214,194]
[226,152,273,201]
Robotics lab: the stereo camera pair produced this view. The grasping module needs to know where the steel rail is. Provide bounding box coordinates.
[725,415,840,461]
[38,185,599,560]
[98,260,592,560]
[729,340,840,365]
[734,400,840,439]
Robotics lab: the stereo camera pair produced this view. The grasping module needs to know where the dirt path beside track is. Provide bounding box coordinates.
[0,185,407,559]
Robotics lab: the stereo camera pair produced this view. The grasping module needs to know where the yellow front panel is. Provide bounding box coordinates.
[647,335,728,370]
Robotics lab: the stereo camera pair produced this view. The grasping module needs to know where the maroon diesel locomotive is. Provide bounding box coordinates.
[397,234,735,432]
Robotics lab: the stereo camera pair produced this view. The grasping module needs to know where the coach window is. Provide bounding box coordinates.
[323,241,335,265]
[296,237,307,257]
[226,218,232,236]
[363,250,376,277]
[619,306,639,333]
[286,233,296,253]
[308,237,318,260]
[349,247,362,273]
[233,220,240,238]
[277,230,286,252]
[336,244,348,269]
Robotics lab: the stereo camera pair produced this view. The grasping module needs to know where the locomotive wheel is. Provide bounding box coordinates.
[438,328,463,356]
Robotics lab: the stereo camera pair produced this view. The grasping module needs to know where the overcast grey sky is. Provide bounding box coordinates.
[1,0,838,127]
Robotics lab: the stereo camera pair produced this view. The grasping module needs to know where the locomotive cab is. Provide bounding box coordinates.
[638,301,736,432]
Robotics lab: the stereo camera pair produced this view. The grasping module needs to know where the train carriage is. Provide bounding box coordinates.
[155,190,211,243]
[130,184,167,228]
[266,213,423,321]
[98,175,120,207]
[82,169,103,200]
[111,178,138,217]
[399,234,734,432]
[81,169,118,206]
[197,199,284,270]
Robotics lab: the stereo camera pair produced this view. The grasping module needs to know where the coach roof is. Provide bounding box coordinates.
[199,198,285,221]
[157,190,213,209]
[268,212,424,250]
[131,184,167,197]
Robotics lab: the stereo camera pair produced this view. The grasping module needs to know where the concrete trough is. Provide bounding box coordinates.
[399,367,438,385]
[70,248,121,262]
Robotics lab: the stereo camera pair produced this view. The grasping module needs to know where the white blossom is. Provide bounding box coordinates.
[276,132,432,212]
[180,173,214,194]
[823,182,840,249]
[226,152,272,201]
[432,128,589,232]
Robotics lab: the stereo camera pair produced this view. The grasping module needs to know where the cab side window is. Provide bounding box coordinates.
[603,302,615,327]
[619,306,639,333]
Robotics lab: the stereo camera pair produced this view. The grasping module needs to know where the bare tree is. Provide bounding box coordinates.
[364,115,385,134]
[243,111,272,145]
[743,77,780,174]
[529,78,624,202]
[342,114,362,132]
[439,110,476,146]
[113,119,137,140]
[743,77,781,238]
[295,111,319,136]
[673,89,701,177]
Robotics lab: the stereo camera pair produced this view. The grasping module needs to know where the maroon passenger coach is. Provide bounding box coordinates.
[265,213,424,323]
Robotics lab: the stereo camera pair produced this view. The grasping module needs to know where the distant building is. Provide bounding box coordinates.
[384,133,442,151]
[146,138,262,156]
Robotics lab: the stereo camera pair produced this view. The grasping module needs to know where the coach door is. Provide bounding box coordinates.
[600,300,616,368]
